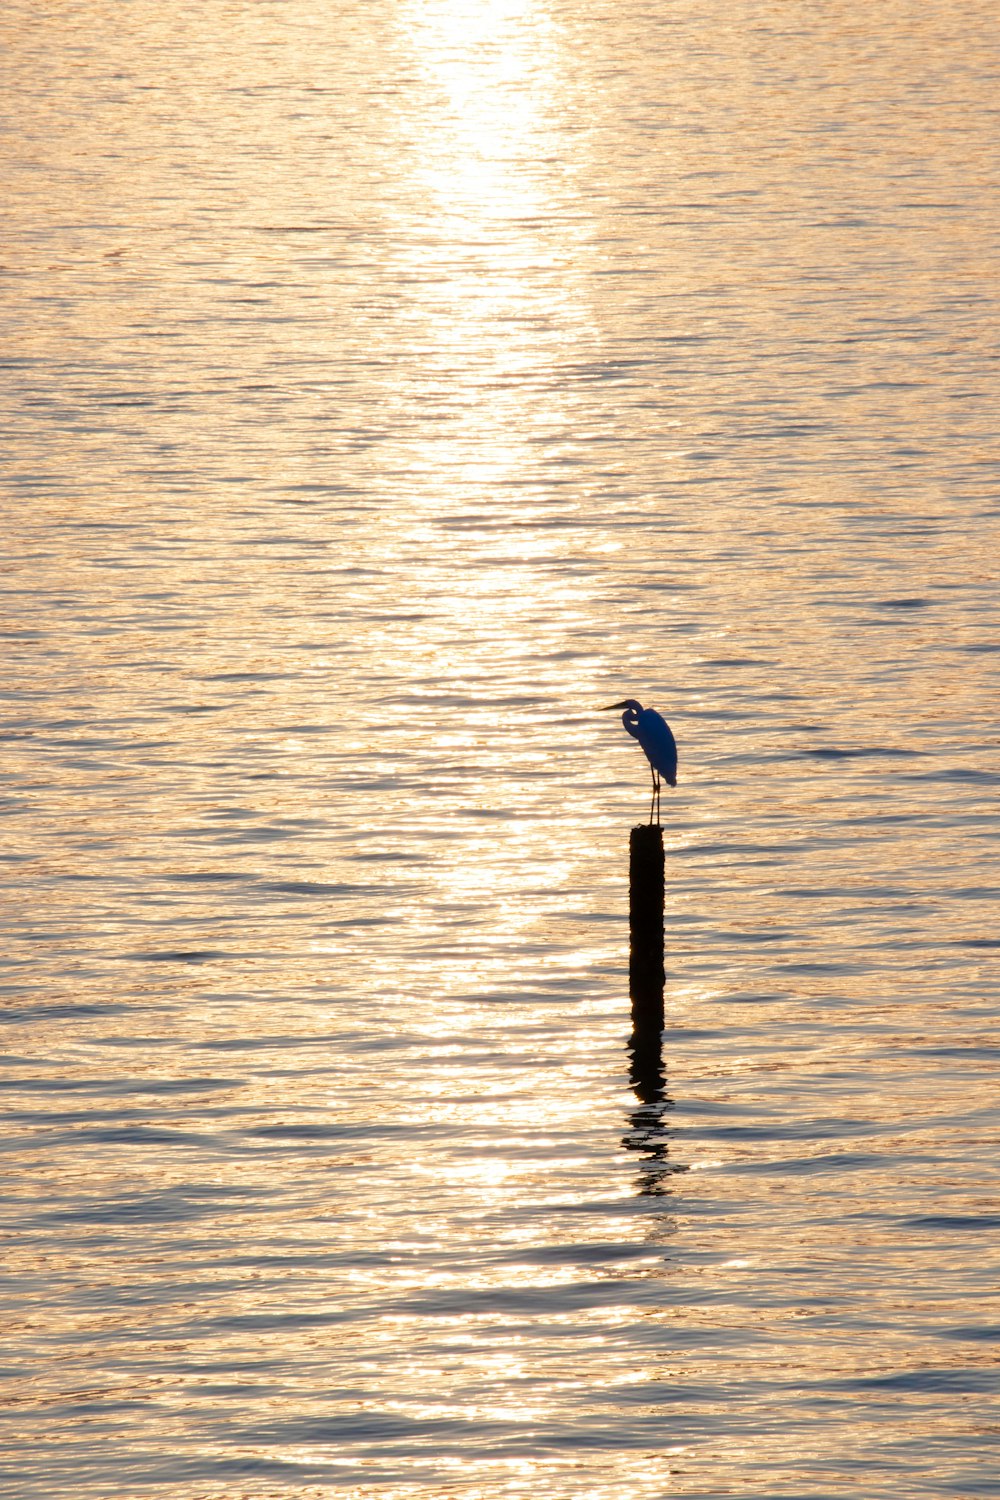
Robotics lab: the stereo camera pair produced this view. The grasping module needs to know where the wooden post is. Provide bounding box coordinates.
[629,823,664,1040]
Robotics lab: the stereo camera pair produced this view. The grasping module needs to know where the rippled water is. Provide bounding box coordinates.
[2,2,999,1496]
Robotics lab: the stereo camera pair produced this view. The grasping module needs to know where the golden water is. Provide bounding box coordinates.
[2,2,998,1495]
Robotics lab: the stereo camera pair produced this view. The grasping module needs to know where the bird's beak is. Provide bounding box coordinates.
[599,701,630,710]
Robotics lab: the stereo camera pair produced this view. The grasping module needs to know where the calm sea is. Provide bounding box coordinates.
[2,2,998,1496]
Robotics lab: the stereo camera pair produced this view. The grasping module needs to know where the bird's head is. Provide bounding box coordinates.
[600,699,643,713]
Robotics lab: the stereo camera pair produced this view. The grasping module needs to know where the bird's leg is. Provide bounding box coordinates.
[649,766,658,825]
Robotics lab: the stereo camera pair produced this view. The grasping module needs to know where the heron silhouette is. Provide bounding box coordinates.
[601,699,677,824]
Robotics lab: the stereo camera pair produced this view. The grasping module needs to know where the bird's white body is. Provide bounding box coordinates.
[601,698,677,823]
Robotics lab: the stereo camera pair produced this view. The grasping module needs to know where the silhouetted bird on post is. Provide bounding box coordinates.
[601,699,677,824]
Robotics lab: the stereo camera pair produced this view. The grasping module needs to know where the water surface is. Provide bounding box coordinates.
[2,2,998,1496]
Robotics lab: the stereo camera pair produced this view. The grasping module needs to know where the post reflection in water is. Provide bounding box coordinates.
[624,1029,685,1199]
[628,1023,666,1108]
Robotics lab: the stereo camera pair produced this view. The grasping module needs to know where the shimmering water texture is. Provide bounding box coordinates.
[2,1,999,1496]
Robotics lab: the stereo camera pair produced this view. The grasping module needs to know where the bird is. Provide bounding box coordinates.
[601,699,677,825]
